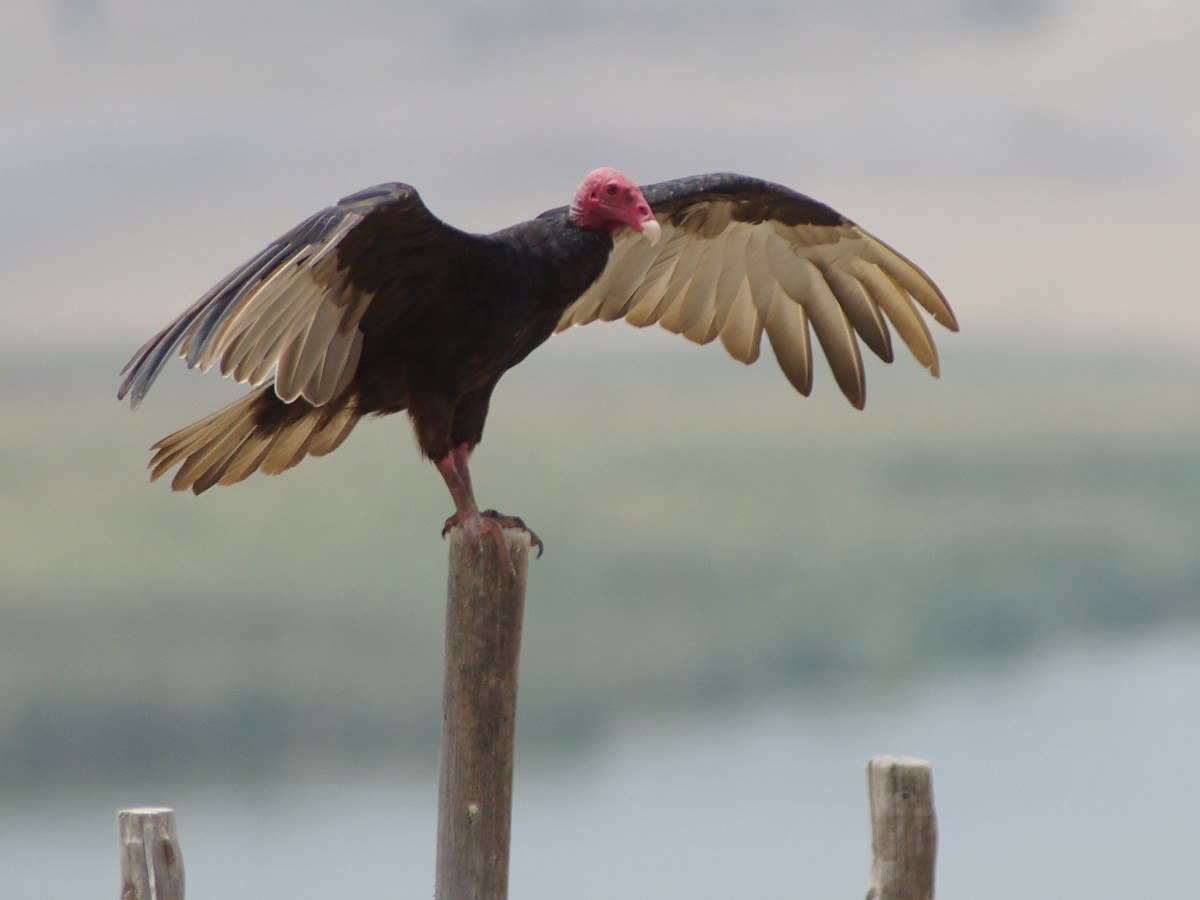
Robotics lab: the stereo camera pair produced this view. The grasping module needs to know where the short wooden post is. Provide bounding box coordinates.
[435,528,531,900]
[118,807,185,900]
[866,755,937,900]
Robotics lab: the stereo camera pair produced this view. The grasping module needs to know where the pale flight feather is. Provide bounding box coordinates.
[557,192,956,410]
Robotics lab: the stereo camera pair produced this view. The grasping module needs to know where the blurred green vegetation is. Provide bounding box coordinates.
[1,334,1197,788]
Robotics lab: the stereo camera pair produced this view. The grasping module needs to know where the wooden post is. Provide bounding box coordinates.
[435,528,531,900]
[865,755,937,900]
[118,807,185,900]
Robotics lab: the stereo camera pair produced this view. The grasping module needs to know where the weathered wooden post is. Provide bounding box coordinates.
[118,807,185,900]
[435,527,531,900]
[865,755,937,900]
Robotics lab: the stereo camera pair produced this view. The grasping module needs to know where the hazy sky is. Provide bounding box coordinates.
[3,0,1198,354]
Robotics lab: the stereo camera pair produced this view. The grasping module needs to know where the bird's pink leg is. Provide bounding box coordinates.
[435,444,478,526]
[448,442,477,514]
[436,443,543,559]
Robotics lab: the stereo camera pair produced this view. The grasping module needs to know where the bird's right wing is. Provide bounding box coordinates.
[118,183,459,409]
[557,174,957,409]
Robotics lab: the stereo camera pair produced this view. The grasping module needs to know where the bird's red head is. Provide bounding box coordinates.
[569,168,661,244]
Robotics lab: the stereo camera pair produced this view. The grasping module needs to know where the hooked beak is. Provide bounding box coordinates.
[637,215,661,246]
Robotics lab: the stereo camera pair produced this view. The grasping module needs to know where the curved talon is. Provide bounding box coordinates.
[440,509,544,559]
[479,509,544,558]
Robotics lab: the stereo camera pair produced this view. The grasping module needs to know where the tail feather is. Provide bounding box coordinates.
[149,386,360,494]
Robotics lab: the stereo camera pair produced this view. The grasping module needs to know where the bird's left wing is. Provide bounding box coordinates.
[556,174,958,409]
[119,183,444,410]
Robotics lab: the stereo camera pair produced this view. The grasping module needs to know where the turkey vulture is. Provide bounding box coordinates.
[119,168,957,551]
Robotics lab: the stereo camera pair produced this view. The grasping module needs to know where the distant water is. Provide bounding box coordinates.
[3,633,1198,899]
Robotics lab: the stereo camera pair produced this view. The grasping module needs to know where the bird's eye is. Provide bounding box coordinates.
[605,184,619,196]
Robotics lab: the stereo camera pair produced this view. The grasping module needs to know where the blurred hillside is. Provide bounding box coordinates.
[1,333,1196,788]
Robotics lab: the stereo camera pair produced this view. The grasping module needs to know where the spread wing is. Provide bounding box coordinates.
[556,173,958,408]
[118,183,464,409]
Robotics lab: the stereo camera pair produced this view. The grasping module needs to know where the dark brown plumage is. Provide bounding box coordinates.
[119,169,957,547]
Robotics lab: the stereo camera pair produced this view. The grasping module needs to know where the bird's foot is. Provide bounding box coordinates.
[441,508,544,565]
[478,509,543,559]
